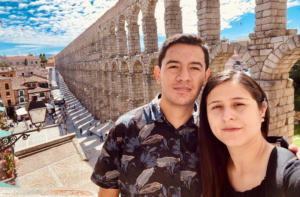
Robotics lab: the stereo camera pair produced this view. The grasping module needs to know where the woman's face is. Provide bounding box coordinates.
[206,81,267,147]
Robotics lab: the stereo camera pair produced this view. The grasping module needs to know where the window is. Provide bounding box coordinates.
[7,100,11,106]
[16,62,19,65]
[33,84,36,87]
[10,74,13,77]
[9,62,12,65]
[19,90,24,96]
[19,97,25,103]
[36,61,38,64]
[6,92,10,97]
[40,92,45,97]
[27,84,31,87]
[5,83,9,90]
[2,75,5,77]
[31,61,33,64]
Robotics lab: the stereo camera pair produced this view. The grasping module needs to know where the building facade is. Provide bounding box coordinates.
[7,56,41,67]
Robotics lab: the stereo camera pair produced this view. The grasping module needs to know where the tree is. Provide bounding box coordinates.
[0,62,10,67]
[41,56,48,67]
[0,119,8,130]
[24,58,28,66]
[27,53,33,56]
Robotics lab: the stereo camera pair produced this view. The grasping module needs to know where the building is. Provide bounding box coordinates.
[0,76,16,115]
[7,56,41,67]
[0,67,17,78]
[11,75,50,111]
[45,55,56,67]
[0,56,7,63]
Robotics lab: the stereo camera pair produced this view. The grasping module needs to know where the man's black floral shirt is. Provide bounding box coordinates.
[91,94,201,197]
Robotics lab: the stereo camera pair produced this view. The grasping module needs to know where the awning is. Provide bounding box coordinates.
[15,107,28,116]
[0,107,5,112]
[0,129,11,138]
[45,103,54,109]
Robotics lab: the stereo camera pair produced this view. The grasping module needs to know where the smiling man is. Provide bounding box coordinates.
[91,34,300,197]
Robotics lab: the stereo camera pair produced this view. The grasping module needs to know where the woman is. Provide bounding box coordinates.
[198,70,300,197]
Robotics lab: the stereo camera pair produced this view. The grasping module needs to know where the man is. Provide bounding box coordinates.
[91,34,300,197]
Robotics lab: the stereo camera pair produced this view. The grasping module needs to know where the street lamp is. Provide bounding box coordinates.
[25,94,47,131]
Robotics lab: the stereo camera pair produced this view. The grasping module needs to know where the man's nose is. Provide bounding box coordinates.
[176,67,191,81]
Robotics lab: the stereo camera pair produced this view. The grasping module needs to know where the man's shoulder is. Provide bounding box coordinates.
[115,102,155,129]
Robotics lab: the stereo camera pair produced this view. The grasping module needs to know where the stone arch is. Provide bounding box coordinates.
[127,5,142,55]
[209,42,253,76]
[164,0,182,38]
[102,27,109,57]
[257,35,300,141]
[118,61,130,115]
[147,58,161,102]
[102,62,110,120]
[261,36,300,80]
[117,15,129,56]
[110,62,119,120]
[129,60,144,109]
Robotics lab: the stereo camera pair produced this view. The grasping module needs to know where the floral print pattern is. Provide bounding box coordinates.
[91,94,201,197]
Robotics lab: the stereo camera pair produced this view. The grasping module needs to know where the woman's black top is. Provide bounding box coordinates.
[222,147,300,197]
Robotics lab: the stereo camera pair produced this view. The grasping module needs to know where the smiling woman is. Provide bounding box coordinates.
[199,70,300,197]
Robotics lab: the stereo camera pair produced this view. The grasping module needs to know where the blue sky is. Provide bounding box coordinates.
[0,0,299,58]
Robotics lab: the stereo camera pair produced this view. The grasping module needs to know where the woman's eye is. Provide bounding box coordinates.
[212,106,221,110]
[235,103,244,107]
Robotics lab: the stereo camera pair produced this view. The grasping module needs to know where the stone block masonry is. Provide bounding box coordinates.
[55,0,300,143]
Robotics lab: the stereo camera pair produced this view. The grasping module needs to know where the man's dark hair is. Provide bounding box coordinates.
[158,34,210,70]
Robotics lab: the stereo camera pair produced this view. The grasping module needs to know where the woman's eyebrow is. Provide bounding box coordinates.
[207,97,248,106]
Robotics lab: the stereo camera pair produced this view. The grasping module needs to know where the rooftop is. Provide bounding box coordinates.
[7,56,40,61]
[28,87,50,94]
[11,76,48,90]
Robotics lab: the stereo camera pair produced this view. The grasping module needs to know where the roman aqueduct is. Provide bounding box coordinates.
[55,0,300,142]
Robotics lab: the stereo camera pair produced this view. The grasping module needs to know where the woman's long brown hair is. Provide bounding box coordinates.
[199,70,270,197]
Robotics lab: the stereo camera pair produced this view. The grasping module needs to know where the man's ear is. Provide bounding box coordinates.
[203,68,210,87]
[154,66,161,85]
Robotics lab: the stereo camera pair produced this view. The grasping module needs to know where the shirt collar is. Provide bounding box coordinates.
[150,93,199,126]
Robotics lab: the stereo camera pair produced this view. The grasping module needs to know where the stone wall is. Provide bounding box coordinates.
[55,0,300,143]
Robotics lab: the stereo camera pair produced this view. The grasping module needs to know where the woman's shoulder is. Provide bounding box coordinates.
[266,146,300,197]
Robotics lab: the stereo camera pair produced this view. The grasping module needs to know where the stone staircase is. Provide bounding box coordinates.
[55,73,114,166]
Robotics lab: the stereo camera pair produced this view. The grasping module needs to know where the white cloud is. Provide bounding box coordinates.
[288,0,300,7]
[19,3,28,9]
[28,9,35,14]
[0,10,9,14]
[1,0,300,53]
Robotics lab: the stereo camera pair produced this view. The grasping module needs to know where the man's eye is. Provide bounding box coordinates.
[169,65,178,69]
[235,103,244,107]
[191,67,200,70]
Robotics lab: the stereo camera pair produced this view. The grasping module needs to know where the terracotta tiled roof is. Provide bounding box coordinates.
[11,75,48,90]
[7,56,40,60]
[11,77,28,90]
[28,87,50,94]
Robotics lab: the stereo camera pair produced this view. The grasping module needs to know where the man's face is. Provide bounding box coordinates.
[155,43,210,107]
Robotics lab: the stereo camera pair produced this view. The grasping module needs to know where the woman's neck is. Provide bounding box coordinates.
[227,135,274,192]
